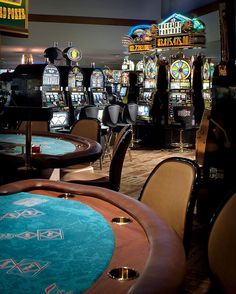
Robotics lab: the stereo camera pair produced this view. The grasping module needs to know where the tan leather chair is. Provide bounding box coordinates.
[61,128,132,191]
[70,118,101,142]
[61,118,101,173]
[139,157,200,252]
[208,192,236,293]
[18,121,50,132]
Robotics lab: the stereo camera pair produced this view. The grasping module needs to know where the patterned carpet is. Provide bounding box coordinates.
[93,147,211,293]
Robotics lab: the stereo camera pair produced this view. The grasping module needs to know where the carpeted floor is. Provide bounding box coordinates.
[93,146,211,293]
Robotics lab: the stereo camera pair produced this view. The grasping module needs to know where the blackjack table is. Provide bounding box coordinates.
[0,131,102,179]
[0,179,186,294]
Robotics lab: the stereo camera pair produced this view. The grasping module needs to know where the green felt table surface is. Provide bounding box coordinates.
[0,192,115,294]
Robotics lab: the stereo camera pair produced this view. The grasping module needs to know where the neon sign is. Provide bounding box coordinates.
[123,13,206,52]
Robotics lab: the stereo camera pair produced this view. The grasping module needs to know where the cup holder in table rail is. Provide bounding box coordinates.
[108,267,139,281]
[111,217,132,225]
[58,193,76,199]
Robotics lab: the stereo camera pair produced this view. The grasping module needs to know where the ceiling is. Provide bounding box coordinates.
[0,0,220,71]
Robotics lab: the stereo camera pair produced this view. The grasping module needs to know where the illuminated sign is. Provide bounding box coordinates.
[0,0,28,36]
[66,47,82,62]
[123,13,205,52]
[156,13,205,49]
[157,35,190,48]
[129,44,154,53]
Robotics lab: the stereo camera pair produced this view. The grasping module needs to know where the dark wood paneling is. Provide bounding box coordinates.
[190,1,219,16]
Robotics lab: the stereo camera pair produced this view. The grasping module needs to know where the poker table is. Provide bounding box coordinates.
[0,179,186,294]
[0,130,102,173]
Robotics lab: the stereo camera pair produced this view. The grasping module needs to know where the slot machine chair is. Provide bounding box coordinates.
[61,128,132,192]
[79,105,99,120]
[122,102,138,149]
[114,102,138,160]
[101,104,120,163]
[170,106,195,152]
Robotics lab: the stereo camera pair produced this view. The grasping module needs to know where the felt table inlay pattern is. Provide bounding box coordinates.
[0,192,115,294]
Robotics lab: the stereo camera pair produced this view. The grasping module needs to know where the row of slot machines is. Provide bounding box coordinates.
[9,64,111,131]
[7,63,139,131]
[135,54,214,125]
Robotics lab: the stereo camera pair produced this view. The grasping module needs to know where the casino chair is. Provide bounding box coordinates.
[101,104,120,162]
[17,120,50,132]
[170,106,195,152]
[207,191,236,293]
[60,118,102,174]
[139,156,200,253]
[114,103,138,161]
[79,105,99,120]
[121,102,138,149]
[61,128,132,192]
[112,124,132,155]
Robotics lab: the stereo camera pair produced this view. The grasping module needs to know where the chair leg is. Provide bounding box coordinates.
[101,129,113,162]
[99,157,103,170]
[128,148,132,161]
[179,129,184,152]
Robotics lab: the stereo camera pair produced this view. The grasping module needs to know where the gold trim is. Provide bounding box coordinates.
[0,0,22,6]
[0,24,28,35]
[25,0,28,29]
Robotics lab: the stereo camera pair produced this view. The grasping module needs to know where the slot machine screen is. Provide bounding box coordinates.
[50,111,69,128]
[144,79,156,89]
[117,84,121,93]
[43,64,60,86]
[138,105,149,117]
[93,92,103,104]
[91,69,104,88]
[120,87,127,97]
[143,92,152,100]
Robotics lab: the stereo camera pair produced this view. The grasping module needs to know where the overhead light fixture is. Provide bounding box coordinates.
[21,53,34,64]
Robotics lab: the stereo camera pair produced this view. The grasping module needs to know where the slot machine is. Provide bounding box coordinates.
[137,57,158,121]
[89,68,107,107]
[119,71,130,104]
[112,70,122,94]
[168,54,193,123]
[103,68,112,91]
[8,62,69,131]
[41,63,69,130]
[66,66,88,121]
[136,60,144,98]
[202,58,214,110]
[103,69,121,95]
[143,58,158,104]
[62,46,89,123]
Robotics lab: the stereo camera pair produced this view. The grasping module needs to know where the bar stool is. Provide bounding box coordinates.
[170,106,195,152]
[122,102,138,148]
[101,104,120,162]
